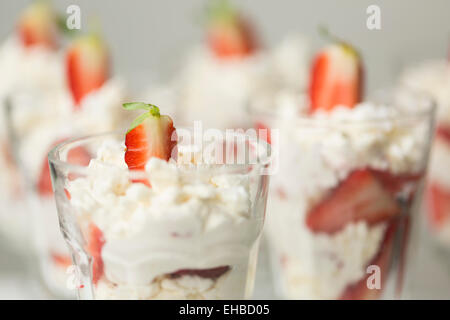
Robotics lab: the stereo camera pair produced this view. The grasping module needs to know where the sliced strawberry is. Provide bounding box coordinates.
[371,169,423,197]
[306,169,400,234]
[309,41,363,112]
[169,266,230,279]
[66,33,108,107]
[51,252,72,269]
[436,125,450,146]
[37,142,90,196]
[255,121,271,144]
[206,0,258,58]
[426,183,450,229]
[339,221,397,300]
[17,0,58,49]
[123,103,177,173]
[87,223,105,285]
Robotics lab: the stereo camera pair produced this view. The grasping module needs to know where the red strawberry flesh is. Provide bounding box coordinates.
[426,183,450,229]
[309,43,363,112]
[51,252,72,268]
[255,121,271,144]
[371,169,423,197]
[66,34,108,107]
[17,0,58,49]
[306,169,400,234]
[436,125,450,146]
[206,1,258,58]
[124,105,176,171]
[87,223,105,285]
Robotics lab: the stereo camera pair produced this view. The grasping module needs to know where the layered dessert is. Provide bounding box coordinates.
[252,38,433,299]
[176,0,265,130]
[0,0,63,251]
[52,103,268,299]
[401,60,450,246]
[8,30,127,296]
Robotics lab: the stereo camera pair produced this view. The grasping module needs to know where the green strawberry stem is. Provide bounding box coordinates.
[318,25,359,57]
[123,102,160,133]
[56,14,78,37]
[205,0,237,25]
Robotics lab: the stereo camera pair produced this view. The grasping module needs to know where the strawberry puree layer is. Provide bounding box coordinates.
[66,141,263,299]
[265,101,427,299]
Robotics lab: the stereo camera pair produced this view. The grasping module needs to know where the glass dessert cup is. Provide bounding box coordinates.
[249,89,435,299]
[48,131,271,300]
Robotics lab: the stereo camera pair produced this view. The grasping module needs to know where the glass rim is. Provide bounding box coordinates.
[48,130,272,178]
[247,86,437,126]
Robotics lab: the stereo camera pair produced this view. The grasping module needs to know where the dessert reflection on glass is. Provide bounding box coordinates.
[8,28,127,296]
[48,103,270,299]
[0,0,63,253]
[250,38,435,299]
[401,60,450,247]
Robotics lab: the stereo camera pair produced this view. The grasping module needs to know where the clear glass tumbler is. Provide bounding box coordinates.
[49,130,271,299]
[249,88,435,299]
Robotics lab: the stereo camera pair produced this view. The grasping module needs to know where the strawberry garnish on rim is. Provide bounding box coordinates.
[309,28,363,112]
[306,169,400,234]
[66,32,108,107]
[17,0,58,49]
[123,103,177,185]
[206,0,258,59]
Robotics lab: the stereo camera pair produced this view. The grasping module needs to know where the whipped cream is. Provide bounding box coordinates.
[273,101,427,201]
[0,36,65,102]
[401,60,450,126]
[267,206,386,299]
[12,78,126,183]
[66,140,263,299]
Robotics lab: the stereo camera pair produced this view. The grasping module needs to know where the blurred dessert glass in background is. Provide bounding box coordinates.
[401,60,450,250]
[249,38,436,299]
[6,16,128,297]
